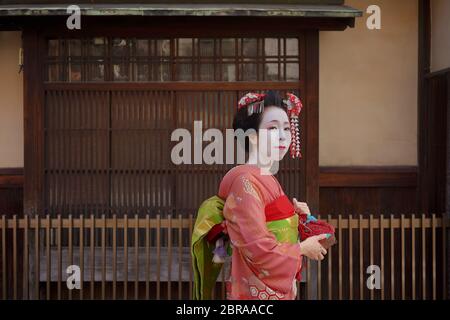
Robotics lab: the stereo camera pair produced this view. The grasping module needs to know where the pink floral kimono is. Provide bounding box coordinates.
[217,164,302,300]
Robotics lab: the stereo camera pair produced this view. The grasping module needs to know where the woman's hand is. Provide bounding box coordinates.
[293,198,311,215]
[299,234,328,261]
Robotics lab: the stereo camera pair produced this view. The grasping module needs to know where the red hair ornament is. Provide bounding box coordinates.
[284,93,303,159]
[238,92,267,116]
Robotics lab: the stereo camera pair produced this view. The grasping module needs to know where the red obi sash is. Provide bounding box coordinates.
[206,195,295,243]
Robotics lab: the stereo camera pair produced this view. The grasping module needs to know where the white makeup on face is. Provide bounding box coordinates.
[258,106,292,162]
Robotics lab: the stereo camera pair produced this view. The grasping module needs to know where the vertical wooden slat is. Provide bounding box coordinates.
[134,215,139,300]
[194,38,198,80]
[338,214,342,300]
[124,214,128,300]
[380,215,384,300]
[359,215,363,300]
[90,214,95,300]
[349,215,353,300]
[431,214,436,300]
[369,214,374,300]
[390,214,394,300]
[23,215,28,299]
[328,214,332,300]
[57,214,62,300]
[145,214,150,300]
[2,215,7,299]
[68,214,73,300]
[178,214,183,300]
[156,214,161,300]
[113,214,117,300]
[46,215,50,300]
[411,214,416,300]
[168,214,172,300]
[79,215,84,300]
[421,214,426,299]
[235,38,240,81]
[12,215,17,300]
[101,214,106,300]
[401,214,405,300]
[35,215,40,300]
[442,215,447,299]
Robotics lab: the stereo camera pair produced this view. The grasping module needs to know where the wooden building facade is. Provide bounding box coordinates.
[0,0,448,300]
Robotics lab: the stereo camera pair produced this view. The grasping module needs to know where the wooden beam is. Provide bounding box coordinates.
[23,28,45,217]
[304,29,320,300]
[1,16,354,35]
[305,30,319,212]
[417,0,431,214]
[320,166,418,188]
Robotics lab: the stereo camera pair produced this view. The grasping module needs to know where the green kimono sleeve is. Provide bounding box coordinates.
[191,195,231,300]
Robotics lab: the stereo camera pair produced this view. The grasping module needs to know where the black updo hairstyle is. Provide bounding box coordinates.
[232,90,288,153]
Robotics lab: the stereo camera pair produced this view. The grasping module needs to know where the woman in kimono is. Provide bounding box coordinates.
[192,91,334,300]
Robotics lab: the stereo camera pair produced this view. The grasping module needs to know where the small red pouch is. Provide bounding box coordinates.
[297,213,337,249]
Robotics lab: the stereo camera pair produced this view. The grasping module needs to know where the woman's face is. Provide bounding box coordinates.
[257,106,292,161]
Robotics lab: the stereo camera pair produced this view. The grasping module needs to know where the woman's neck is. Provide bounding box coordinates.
[246,150,275,176]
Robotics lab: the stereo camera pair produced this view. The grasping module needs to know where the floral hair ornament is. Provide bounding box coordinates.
[237,92,267,116]
[283,93,303,159]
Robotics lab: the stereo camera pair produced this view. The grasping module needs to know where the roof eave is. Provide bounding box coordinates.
[0,4,363,18]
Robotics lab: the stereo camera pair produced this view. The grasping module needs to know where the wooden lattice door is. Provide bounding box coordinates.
[41,36,308,219]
